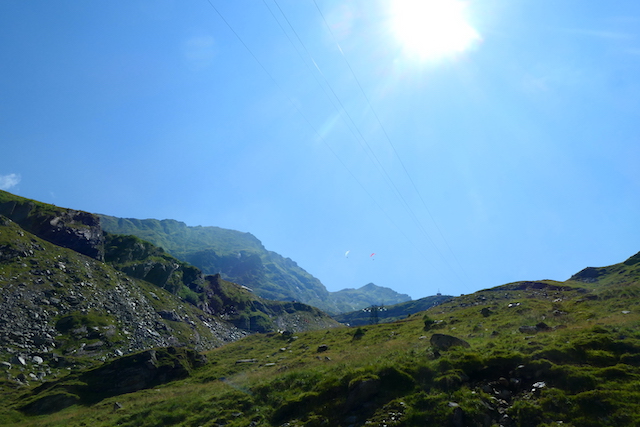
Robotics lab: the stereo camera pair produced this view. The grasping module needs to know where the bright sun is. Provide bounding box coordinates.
[390,0,480,61]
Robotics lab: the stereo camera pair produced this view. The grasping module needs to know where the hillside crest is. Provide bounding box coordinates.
[99,214,413,313]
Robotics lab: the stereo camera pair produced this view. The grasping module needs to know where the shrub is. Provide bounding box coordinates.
[55,311,111,333]
[177,285,200,306]
[348,372,379,391]
[271,391,321,423]
[434,369,467,391]
[378,366,416,395]
[598,364,632,380]
[352,327,365,340]
[423,315,436,330]
[483,351,527,377]
[436,357,454,372]
[572,390,615,417]
[457,352,484,378]
[404,364,435,389]
[550,365,597,393]
[620,352,640,366]
[510,399,544,427]
[249,314,272,333]
[515,358,553,380]
[406,391,450,425]
[532,346,584,365]
[540,387,571,418]
[585,349,617,367]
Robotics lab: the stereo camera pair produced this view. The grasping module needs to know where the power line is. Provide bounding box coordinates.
[265,0,462,282]
[267,0,450,272]
[203,0,441,273]
[270,5,420,207]
[312,0,469,284]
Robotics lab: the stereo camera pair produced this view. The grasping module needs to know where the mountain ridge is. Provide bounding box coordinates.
[332,293,453,326]
[329,282,412,314]
[0,190,341,369]
[8,189,640,424]
[99,215,413,313]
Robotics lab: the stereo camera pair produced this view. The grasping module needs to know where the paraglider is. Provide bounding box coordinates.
[343,251,377,260]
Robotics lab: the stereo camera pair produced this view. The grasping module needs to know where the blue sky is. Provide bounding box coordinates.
[1,0,639,299]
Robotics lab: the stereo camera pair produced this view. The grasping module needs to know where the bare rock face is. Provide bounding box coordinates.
[0,198,104,261]
[42,210,104,261]
[430,333,470,351]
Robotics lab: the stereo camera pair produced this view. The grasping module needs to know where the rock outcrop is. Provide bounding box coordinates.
[0,193,104,260]
[0,190,341,384]
[0,214,244,380]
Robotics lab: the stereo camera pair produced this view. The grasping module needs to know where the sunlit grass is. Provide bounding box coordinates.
[5,262,640,426]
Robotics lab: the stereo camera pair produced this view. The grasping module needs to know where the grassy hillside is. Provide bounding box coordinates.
[3,252,640,426]
[103,232,340,334]
[98,216,266,258]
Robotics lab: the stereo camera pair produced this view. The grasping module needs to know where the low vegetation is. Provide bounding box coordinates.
[1,251,639,426]
[3,189,640,425]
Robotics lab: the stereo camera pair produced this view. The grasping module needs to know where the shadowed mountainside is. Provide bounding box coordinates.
[99,215,414,314]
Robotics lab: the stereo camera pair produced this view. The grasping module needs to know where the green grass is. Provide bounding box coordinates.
[5,286,640,426]
[8,265,636,426]
[5,189,640,425]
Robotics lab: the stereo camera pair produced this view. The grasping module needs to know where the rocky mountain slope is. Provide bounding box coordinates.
[99,215,413,314]
[0,190,339,383]
[8,188,639,425]
[3,250,640,426]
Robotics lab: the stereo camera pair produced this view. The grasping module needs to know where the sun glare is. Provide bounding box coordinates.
[390,0,480,61]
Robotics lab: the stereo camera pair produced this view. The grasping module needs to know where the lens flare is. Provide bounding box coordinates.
[390,0,481,61]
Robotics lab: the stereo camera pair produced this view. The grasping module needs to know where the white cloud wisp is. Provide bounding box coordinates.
[0,173,21,190]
